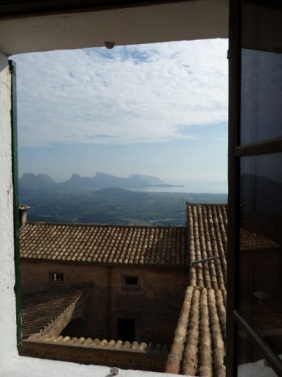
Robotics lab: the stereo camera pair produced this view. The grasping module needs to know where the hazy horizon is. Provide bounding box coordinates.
[19,170,228,194]
[14,39,228,193]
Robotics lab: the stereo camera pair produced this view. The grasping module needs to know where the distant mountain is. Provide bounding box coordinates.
[92,172,136,189]
[129,174,163,185]
[88,172,170,189]
[19,172,181,195]
[58,173,96,192]
[19,173,56,192]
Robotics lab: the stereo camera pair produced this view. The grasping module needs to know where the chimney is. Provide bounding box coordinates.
[19,205,30,227]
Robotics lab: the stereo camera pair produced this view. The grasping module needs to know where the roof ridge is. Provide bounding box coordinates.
[27,335,169,354]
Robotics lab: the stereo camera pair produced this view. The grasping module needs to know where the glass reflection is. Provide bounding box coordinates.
[241,49,282,144]
[239,154,282,357]
[237,329,279,376]
[241,1,282,145]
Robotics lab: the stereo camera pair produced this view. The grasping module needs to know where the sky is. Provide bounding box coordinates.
[13,38,228,193]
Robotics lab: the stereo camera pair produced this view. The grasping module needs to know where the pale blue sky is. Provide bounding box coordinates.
[13,39,228,193]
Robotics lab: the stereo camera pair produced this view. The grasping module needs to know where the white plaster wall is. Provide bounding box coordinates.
[2,359,183,377]
[0,51,17,370]
[0,0,228,56]
[0,53,191,377]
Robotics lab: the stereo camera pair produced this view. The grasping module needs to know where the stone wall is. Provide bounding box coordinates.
[21,339,167,372]
[21,261,188,344]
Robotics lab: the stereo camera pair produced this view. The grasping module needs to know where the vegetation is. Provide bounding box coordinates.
[20,187,227,226]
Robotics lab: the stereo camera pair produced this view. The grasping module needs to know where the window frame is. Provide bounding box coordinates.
[5,1,231,376]
[0,1,229,376]
[227,0,282,375]
[122,275,140,291]
[49,272,64,282]
[10,60,22,348]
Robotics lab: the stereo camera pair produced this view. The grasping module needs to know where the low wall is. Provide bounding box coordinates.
[21,339,167,372]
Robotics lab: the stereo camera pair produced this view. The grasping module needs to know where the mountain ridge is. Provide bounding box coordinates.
[19,172,183,194]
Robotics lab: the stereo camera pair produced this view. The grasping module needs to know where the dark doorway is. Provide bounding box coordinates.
[117,318,135,342]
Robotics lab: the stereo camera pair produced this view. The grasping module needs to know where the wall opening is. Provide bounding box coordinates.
[14,38,228,371]
[117,318,135,342]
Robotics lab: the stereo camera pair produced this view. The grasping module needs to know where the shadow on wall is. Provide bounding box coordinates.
[61,318,88,338]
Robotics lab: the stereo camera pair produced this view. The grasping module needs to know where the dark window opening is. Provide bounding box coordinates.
[122,276,140,291]
[117,318,135,342]
[124,276,138,286]
[50,273,64,282]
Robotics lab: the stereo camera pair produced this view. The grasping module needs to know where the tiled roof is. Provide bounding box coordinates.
[22,283,168,355]
[240,229,279,251]
[22,285,87,339]
[28,335,168,354]
[188,204,227,291]
[166,286,226,377]
[166,204,228,377]
[20,223,186,267]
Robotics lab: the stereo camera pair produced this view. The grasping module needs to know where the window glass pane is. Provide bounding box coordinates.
[240,1,282,145]
[237,328,279,377]
[239,154,282,358]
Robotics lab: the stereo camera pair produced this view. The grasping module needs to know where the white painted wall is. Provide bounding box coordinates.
[0,0,228,56]
[0,51,190,377]
[0,51,17,370]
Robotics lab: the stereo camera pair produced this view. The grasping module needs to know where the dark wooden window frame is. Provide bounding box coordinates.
[227,0,282,375]
[0,0,189,20]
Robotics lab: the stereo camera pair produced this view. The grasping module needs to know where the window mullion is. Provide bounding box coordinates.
[235,137,282,156]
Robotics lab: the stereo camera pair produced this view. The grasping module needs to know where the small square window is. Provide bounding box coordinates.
[121,275,141,292]
[122,276,140,291]
[50,273,64,282]
[124,276,138,286]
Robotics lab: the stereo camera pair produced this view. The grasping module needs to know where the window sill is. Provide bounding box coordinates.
[0,355,185,377]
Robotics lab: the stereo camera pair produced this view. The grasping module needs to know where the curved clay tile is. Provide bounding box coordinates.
[208,289,225,377]
[182,288,200,376]
[165,286,195,374]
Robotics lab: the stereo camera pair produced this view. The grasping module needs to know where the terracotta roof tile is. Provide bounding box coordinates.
[166,204,227,376]
[187,204,227,291]
[166,286,226,377]
[31,334,168,354]
[20,224,187,267]
[22,284,87,340]
[240,228,279,251]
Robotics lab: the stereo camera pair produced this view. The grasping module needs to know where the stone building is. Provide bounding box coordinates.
[20,203,282,375]
[20,203,230,376]
[20,222,189,371]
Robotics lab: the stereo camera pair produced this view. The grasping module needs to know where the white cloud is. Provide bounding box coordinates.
[13,39,228,147]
